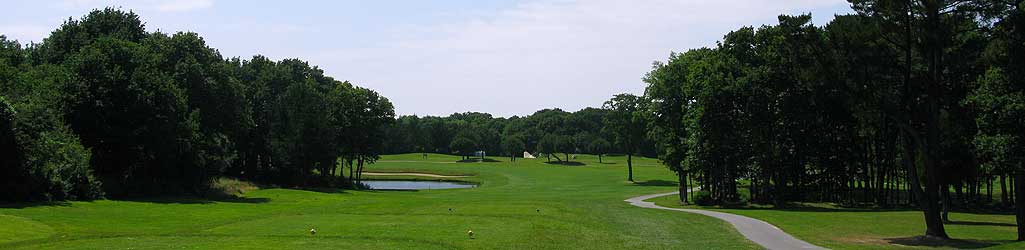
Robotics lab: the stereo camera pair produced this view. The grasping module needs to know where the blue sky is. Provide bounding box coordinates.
[3,0,853,117]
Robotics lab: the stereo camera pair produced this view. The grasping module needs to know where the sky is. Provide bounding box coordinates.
[2,0,854,117]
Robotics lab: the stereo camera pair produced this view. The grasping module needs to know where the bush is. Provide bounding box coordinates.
[1,92,104,201]
[0,97,24,200]
[693,190,714,206]
[18,128,104,201]
[202,177,257,199]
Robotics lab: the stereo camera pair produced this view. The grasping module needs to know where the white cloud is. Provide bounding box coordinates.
[311,0,852,117]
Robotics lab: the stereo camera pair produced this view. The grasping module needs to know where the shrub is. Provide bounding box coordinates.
[693,190,715,206]
[0,96,24,200]
[2,92,104,201]
[203,177,258,199]
[20,128,104,201]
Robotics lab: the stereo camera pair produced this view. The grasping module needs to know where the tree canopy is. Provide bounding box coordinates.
[0,8,394,201]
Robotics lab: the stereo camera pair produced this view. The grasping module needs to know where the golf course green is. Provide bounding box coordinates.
[0,153,757,250]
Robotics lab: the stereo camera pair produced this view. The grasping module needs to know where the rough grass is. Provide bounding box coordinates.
[0,153,758,250]
[649,195,1025,250]
[205,177,260,198]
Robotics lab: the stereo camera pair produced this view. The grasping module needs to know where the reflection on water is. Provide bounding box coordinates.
[363,180,477,190]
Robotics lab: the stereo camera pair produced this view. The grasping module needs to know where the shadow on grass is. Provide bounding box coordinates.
[367,189,420,192]
[123,196,271,204]
[298,187,349,194]
[702,203,885,213]
[0,201,72,209]
[634,180,678,187]
[717,203,1022,215]
[543,161,585,166]
[946,220,1018,227]
[456,158,502,163]
[884,236,1005,249]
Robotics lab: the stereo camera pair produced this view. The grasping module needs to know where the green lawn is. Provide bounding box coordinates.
[650,195,1025,249]
[0,153,758,250]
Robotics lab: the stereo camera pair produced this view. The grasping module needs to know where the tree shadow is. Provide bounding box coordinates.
[945,220,1017,227]
[543,161,585,166]
[633,180,678,187]
[0,201,72,209]
[367,189,420,192]
[456,158,502,163]
[299,187,350,194]
[884,236,1004,249]
[122,196,271,204]
[710,203,860,213]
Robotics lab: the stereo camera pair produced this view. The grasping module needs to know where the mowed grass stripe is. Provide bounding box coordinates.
[0,153,759,249]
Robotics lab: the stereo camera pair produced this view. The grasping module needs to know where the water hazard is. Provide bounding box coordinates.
[363,180,477,190]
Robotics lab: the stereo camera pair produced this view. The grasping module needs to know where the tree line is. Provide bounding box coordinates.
[643,0,1024,240]
[0,8,395,201]
[382,102,658,179]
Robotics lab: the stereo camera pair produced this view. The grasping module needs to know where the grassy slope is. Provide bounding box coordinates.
[650,195,1025,249]
[0,154,757,250]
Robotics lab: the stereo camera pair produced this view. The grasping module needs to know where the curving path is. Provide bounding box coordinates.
[625,191,825,250]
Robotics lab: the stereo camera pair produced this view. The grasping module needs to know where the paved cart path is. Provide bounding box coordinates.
[625,191,826,250]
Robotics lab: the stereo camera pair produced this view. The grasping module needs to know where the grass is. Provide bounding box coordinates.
[0,153,758,250]
[649,194,1025,249]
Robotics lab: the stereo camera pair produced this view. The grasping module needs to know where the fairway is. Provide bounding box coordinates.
[0,154,758,250]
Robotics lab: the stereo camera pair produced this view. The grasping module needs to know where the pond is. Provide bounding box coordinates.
[363,180,477,190]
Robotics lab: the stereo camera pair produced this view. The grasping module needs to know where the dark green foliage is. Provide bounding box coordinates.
[501,135,525,161]
[1,8,395,200]
[18,127,104,201]
[62,36,196,195]
[450,134,477,160]
[603,94,651,181]
[640,1,1025,240]
[381,107,636,161]
[35,7,147,64]
[693,191,714,206]
[554,134,574,161]
[535,133,575,162]
[587,138,611,163]
[0,96,23,199]
[1,72,105,201]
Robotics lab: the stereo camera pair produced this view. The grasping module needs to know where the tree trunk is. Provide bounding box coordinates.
[1016,171,1025,241]
[902,130,948,238]
[356,157,365,183]
[347,159,354,184]
[1004,175,1010,206]
[989,176,994,204]
[942,184,951,223]
[627,154,634,182]
[955,182,964,208]
[598,154,602,163]
[1012,176,1017,205]
[679,171,689,205]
